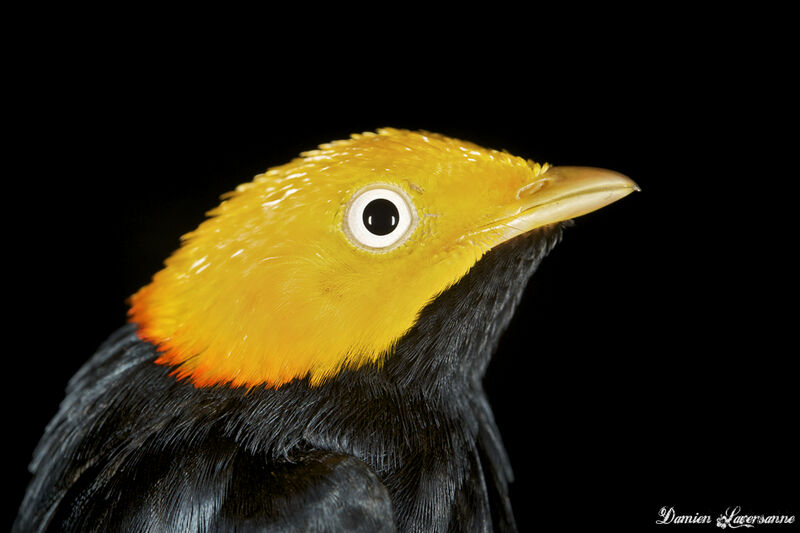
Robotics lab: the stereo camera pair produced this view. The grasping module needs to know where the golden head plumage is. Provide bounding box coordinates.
[130,128,636,387]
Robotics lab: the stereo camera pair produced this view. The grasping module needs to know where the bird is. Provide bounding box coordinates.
[14,128,637,532]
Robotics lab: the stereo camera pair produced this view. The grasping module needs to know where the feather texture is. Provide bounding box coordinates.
[15,225,564,533]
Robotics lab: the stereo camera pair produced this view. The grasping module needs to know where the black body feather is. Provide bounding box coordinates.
[15,225,565,533]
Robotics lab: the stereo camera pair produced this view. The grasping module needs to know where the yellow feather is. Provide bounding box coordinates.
[129,129,632,388]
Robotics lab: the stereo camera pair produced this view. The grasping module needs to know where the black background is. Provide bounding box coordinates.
[6,8,796,532]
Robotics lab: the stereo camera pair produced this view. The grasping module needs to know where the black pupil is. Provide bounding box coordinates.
[362,198,400,236]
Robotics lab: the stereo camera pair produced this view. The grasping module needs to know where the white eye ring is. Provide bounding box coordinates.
[344,185,418,251]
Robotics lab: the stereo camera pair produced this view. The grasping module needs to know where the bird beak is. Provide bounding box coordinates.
[469,166,639,245]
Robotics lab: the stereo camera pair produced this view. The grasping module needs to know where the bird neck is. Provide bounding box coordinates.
[379,225,564,391]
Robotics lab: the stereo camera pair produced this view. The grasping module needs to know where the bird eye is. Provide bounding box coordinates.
[344,186,417,251]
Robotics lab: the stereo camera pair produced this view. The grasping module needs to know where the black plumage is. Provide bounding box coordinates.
[14,224,565,533]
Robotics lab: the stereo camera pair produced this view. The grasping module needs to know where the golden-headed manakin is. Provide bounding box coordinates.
[14,129,636,533]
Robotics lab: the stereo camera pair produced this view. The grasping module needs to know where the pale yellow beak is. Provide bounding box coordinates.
[470,166,639,245]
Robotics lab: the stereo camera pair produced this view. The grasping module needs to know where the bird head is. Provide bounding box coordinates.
[130,128,637,388]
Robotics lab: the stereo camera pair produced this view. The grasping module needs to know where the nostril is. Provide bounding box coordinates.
[515,177,552,200]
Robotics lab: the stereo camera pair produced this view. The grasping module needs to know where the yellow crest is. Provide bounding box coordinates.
[130,129,636,387]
